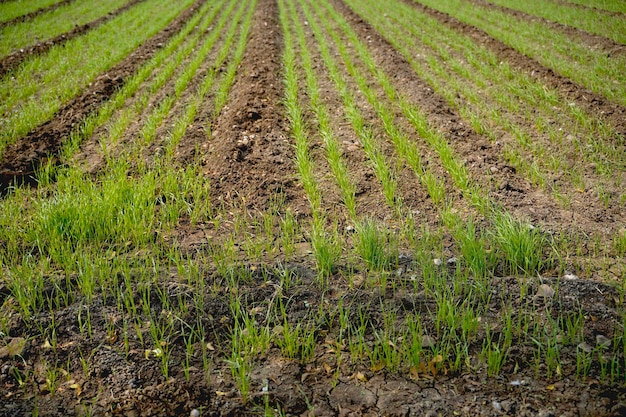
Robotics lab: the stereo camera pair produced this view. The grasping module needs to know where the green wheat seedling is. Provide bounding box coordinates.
[63,0,225,158]
[354,219,398,271]
[350,0,624,200]
[0,0,68,23]
[486,0,626,44]
[295,0,403,216]
[280,0,340,279]
[121,0,245,161]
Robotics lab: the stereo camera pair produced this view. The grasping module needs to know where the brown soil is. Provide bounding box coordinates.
[201,1,305,215]
[0,0,77,30]
[0,0,148,78]
[0,0,203,195]
[469,0,626,51]
[1,0,626,416]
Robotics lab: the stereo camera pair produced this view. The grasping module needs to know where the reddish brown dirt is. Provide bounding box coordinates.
[0,0,203,195]
[200,0,305,214]
[469,0,626,51]
[0,0,148,78]
[0,0,77,30]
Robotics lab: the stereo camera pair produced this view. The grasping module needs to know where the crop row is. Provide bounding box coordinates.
[0,0,196,159]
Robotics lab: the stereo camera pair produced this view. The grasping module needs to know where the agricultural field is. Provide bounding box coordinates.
[0,0,625,415]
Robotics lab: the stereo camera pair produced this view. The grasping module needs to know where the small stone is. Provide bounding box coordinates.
[422,335,436,348]
[190,409,200,417]
[433,258,443,266]
[562,272,578,280]
[492,401,502,412]
[490,166,499,173]
[345,225,355,233]
[596,334,611,348]
[578,342,593,353]
[536,284,555,299]
[447,257,457,265]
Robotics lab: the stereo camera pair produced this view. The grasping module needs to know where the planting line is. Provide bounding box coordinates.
[62,0,225,160]
[0,0,137,59]
[482,0,626,44]
[0,0,196,158]
[315,0,554,276]
[280,0,342,279]
[347,0,625,208]
[412,0,626,107]
[0,0,75,27]
[105,0,244,166]
[294,0,406,217]
[379,0,623,176]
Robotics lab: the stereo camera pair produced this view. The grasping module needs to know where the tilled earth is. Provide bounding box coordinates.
[1,0,625,416]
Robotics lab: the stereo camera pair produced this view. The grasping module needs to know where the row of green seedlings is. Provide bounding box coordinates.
[0,0,70,23]
[484,0,626,44]
[0,0,130,58]
[0,0,196,157]
[290,0,598,380]
[356,0,623,209]
[413,0,626,107]
[60,0,226,161]
[347,0,626,258]
[315,0,626,382]
[113,0,246,170]
[310,0,547,276]
[283,0,405,278]
[0,0,258,393]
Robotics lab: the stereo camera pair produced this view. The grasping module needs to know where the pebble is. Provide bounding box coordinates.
[536,284,555,299]
[190,409,200,417]
[422,335,436,348]
[433,258,443,267]
[345,225,355,233]
[596,334,611,347]
[562,272,579,280]
[578,342,593,353]
[447,257,457,265]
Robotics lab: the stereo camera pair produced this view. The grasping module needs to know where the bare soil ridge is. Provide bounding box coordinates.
[0,0,204,195]
[203,0,303,212]
[0,0,77,30]
[0,0,147,78]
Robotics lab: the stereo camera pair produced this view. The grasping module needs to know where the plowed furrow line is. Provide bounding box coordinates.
[0,0,76,29]
[409,0,626,108]
[0,0,146,78]
[98,0,244,173]
[206,0,303,214]
[479,0,626,45]
[345,0,625,223]
[291,0,385,222]
[0,0,203,194]
[71,0,227,173]
[343,0,625,242]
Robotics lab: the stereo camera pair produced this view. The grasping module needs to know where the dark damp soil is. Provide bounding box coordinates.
[0,0,203,195]
[0,0,148,78]
[1,0,626,416]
